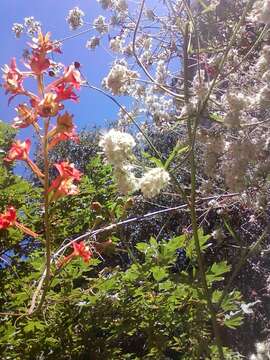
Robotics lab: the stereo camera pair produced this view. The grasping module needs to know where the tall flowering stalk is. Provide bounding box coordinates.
[2,30,85,313]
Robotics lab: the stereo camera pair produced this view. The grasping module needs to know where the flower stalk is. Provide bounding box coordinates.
[182,8,225,359]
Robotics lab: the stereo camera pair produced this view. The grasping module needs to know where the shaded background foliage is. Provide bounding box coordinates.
[0,121,269,359]
[2,0,270,358]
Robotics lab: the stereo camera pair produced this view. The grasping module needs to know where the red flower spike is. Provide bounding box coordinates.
[4,139,31,162]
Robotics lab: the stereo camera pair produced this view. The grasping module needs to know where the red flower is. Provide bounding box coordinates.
[72,242,92,263]
[12,104,37,129]
[58,241,92,267]
[0,206,38,237]
[0,206,16,230]
[29,31,61,55]
[36,92,62,117]
[4,139,44,179]
[48,112,79,149]
[54,161,82,181]
[48,130,79,150]
[52,83,79,102]
[48,112,75,136]
[50,178,79,201]
[46,64,82,93]
[4,139,31,162]
[63,65,82,90]
[29,53,50,75]
[2,58,25,96]
[48,162,82,201]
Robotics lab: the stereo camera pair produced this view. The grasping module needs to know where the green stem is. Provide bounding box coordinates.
[28,76,51,315]
[36,118,51,311]
[182,10,225,358]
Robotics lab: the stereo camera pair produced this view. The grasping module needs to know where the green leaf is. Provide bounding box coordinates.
[224,313,243,329]
[149,237,158,248]
[136,242,149,253]
[24,321,45,333]
[142,152,163,168]
[164,143,189,170]
[158,280,174,291]
[187,228,211,258]
[166,235,186,253]
[206,261,231,284]
[123,264,141,282]
[209,112,224,123]
[151,266,168,282]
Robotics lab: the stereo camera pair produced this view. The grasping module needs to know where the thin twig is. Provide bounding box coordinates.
[132,0,184,101]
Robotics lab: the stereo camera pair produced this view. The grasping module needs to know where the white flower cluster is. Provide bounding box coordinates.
[143,87,174,123]
[24,17,41,36]
[114,165,139,194]
[114,0,128,12]
[66,7,85,30]
[12,23,24,38]
[139,50,153,67]
[12,17,41,38]
[252,0,270,25]
[99,129,136,165]
[155,61,169,85]
[139,167,170,198]
[255,45,270,108]
[109,36,123,53]
[226,92,247,111]
[222,139,259,191]
[99,129,170,197]
[97,0,127,11]
[86,36,100,50]
[99,129,139,194]
[198,129,225,178]
[256,45,270,72]
[249,340,270,360]
[93,15,109,34]
[97,0,113,9]
[192,70,209,101]
[223,91,247,128]
[102,61,138,95]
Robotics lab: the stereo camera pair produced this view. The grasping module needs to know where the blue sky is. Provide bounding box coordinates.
[0,0,122,133]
